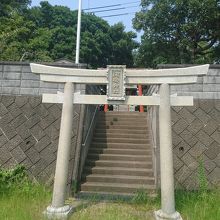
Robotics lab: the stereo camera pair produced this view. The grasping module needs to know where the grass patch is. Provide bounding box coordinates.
[70,188,220,220]
[70,203,155,220]
[175,189,220,220]
[1,187,220,220]
[70,189,220,220]
[0,166,219,220]
[0,166,51,220]
[0,183,51,220]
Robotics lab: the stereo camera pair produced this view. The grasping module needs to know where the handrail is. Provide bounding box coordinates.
[76,105,99,182]
[82,105,99,146]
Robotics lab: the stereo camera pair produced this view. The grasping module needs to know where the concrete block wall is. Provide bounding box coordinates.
[172,100,220,189]
[158,64,220,99]
[147,65,220,189]
[0,61,86,96]
[0,62,98,187]
[0,95,79,185]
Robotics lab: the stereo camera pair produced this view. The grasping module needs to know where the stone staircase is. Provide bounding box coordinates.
[80,111,155,197]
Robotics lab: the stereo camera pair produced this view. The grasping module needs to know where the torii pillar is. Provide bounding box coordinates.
[155,83,182,220]
[46,82,74,217]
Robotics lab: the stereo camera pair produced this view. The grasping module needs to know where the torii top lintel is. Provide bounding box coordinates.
[30,63,209,85]
[30,63,209,106]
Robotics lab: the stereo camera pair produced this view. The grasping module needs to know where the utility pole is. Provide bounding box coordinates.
[75,0,82,64]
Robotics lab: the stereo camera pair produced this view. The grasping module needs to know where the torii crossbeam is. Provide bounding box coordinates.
[30,63,209,220]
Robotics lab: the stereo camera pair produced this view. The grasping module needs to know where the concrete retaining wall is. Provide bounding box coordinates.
[148,65,220,189]
[0,95,79,185]
[159,64,220,99]
[0,61,86,96]
[172,99,220,189]
[0,62,98,188]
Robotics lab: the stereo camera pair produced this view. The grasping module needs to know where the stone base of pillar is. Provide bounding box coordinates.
[154,210,183,220]
[44,205,73,219]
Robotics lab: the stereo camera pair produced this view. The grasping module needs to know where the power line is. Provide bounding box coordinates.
[101,13,129,18]
[90,5,139,14]
[83,1,140,11]
[101,12,136,18]
[83,4,121,11]
[91,7,125,14]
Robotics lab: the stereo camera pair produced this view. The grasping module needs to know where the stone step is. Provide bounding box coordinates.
[94,133,149,139]
[99,112,147,117]
[96,125,148,130]
[98,116,147,121]
[85,159,152,169]
[80,111,154,196]
[87,153,151,161]
[97,121,147,126]
[89,148,152,156]
[82,174,155,185]
[80,182,155,194]
[98,117,147,122]
[84,166,153,176]
[91,142,151,150]
[95,129,148,134]
[92,137,150,144]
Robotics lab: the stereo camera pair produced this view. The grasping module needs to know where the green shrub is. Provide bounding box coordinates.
[0,165,30,195]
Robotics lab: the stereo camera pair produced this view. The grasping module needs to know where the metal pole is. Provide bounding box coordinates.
[75,0,82,64]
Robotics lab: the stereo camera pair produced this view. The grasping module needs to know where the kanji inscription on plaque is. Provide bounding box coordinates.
[107,65,126,101]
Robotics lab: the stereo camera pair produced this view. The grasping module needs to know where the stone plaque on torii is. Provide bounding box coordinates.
[31,63,209,220]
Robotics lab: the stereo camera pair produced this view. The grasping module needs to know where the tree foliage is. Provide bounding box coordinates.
[109,23,139,67]
[0,0,31,17]
[0,1,138,68]
[133,0,220,67]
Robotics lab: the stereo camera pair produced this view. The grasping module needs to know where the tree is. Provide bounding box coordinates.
[0,0,31,17]
[78,12,113,67]
[109,23,139,67]
[133,0,220,67]
[0,1,138,67]
[0,13,35,61]
[25,2,138,67]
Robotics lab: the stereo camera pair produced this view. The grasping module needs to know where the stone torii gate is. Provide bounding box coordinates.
[31,63,209,220]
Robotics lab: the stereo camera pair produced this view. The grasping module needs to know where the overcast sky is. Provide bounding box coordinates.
[31,0,142,40]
